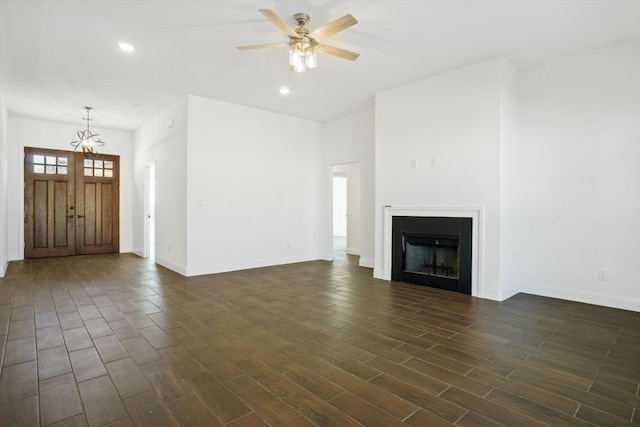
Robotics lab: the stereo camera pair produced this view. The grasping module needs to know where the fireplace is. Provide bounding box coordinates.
[392,216,472,294]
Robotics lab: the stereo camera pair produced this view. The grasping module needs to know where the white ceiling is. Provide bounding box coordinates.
[1,0,639,131]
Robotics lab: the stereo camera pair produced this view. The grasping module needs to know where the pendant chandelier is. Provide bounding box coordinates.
[70,107,105,156]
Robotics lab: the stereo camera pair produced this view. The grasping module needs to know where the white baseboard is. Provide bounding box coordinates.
[320,252,334,261]
[524,284,640,312]
[154,257,187,276]
[373,267,384,279]
[499,287,521,302]
[185,253,320,277]
[0,261,7,278]
[346,247,360,256]
[359,258,374,269]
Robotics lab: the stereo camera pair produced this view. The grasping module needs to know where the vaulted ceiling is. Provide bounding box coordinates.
[1,0,639,131]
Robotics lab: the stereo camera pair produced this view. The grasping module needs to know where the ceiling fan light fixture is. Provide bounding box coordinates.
[289,38,317,73]
[238,9,359,72]
[289,43,307,72]
[305,47,317,69]
[289,44,302,67]
[292,61,306,73]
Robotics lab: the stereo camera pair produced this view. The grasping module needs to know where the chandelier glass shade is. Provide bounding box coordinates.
[71,107,105,156]
[289,37,317,73]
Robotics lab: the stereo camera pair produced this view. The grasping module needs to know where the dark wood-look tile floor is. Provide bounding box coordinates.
[1,252,639,426]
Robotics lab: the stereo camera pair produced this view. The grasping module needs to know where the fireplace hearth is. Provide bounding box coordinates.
[392,216,472,294]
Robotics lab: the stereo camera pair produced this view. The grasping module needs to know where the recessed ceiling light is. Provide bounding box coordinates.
[279,87,291,95]
[118,42,135,53]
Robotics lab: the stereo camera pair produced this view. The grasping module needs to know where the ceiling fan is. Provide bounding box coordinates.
[237,9,359,72]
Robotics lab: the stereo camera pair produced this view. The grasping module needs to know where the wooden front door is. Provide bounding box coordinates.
[24,147,120,258]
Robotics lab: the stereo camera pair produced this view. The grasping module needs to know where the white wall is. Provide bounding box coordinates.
[374,58,504,300]
[185,95,322,276]
[345,163,362,256]
[514,41,640,311]
[322,107,375,267]
[131,123,152,256]
[6,116,133,260]
[132,97,188,274]
[0,92,8,276]
[498,59,521,300]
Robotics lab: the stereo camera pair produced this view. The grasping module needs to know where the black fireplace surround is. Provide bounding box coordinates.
[392,216,472,295]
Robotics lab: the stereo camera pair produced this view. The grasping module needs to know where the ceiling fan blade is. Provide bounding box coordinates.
[308,14,357,41]
[316,44,360,61]
[237,42,289,50]
[259,9,299,38]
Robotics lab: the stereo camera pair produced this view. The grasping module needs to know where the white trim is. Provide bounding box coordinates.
[382,206,483,297]
[185,253,319,277]
[143,162,156,259]
[523,284,640,313]
[346,247,360,256]
[359,258,374,268]
[154,257,187,276]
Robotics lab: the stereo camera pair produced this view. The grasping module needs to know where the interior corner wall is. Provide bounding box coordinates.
[131,124,152,257]
[498,58,521,300]
[0,92,8,277]
[184,95,322,276]
[322,107,375,268]
[6,116,134,260]
[374,58,503,300]
[515,40,640,311]
[132,97,189,274]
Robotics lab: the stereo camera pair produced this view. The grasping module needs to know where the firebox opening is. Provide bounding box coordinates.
[403,234,459,279]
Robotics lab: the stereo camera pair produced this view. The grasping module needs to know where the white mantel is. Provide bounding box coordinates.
[380,206,484,297]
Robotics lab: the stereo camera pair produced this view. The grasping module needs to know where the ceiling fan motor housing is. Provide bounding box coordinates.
[293,13,310,36]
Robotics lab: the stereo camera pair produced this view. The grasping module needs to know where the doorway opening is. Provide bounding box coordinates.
[333,175,347,259]
[331,162,361,264]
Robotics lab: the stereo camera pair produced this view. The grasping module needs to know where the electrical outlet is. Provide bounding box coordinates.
[598,270,609,281]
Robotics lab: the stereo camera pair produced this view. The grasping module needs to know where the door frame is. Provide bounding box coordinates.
[143,162,156,258]
[329,161,362,260]
[23,146,120,258]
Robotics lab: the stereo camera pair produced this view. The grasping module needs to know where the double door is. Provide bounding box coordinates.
[24,147,120,258]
